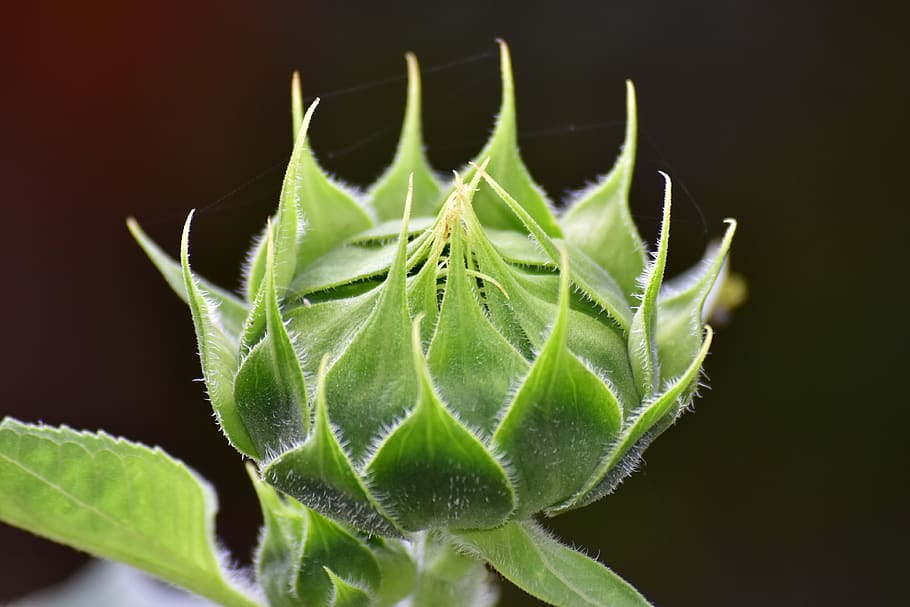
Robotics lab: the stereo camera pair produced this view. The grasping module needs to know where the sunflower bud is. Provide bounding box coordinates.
[130,41,735,540]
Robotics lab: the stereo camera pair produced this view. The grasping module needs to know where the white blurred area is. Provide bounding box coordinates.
[5,560,216,607]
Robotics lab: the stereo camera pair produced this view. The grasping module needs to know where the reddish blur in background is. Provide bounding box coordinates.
[1,2,907,605]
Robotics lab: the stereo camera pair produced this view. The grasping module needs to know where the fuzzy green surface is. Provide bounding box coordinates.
[131,41,734,537]
[123,40,736,607]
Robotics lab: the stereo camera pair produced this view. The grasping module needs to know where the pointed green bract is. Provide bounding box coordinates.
[657,220,736,381]
[240,278,268,357]
[628,175,672,399]
[457,41,561,237]
[427,204,529,433]
[406,233,443,343]
[325,568,373,607]
[459,178,637,412]
[475,164,632,332]
[507,267,637,409]
[324,185,416,461]
[365,317,516,531]
[245,98,324,301]
[493,251,622,516]
[285,101,373,271]
[625,326,714,452]
[561,327,714,512]
[181,212,259,458]
[561,81,647,297]
[249,465,305,607]
[234,339,307,458]
[274,96,312,294]
[251,468,382,607]
[233,230,309,457]
[243,224,272,304]
[127,218,248,338]
[562,242,633,332]
[452,521,653,607]
[451,168,555,356]
[295,509,382,605]
[285,289,379,374]
[368,53,442,220]
[0,420,262,607]
[264,356,400,537]
[409,163,489,346]
[467,223,546,358]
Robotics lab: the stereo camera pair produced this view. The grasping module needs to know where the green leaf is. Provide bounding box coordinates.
[458,40,561,237]
[325,568,373,607]
[233,228,309,458]
[263,356,401,537]
[368,52,442,221]
[323,184,417,461]
[181,211,259,459]
[657,220,736,380]
[628,174,672,400]
[560,81,647,298]
[427,213,530,434]
[365,316,517,531]
[127,218,248,338]
[286,100,373,271]
[492,249,622,517]
[452,520,653,607]
[0,420,262,607]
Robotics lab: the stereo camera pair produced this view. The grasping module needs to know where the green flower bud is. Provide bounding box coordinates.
[129,41,735,539]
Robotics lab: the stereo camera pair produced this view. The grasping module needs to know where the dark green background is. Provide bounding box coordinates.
[1,1,907,605]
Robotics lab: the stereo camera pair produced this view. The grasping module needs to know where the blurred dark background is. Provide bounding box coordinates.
[1,1,907,605]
